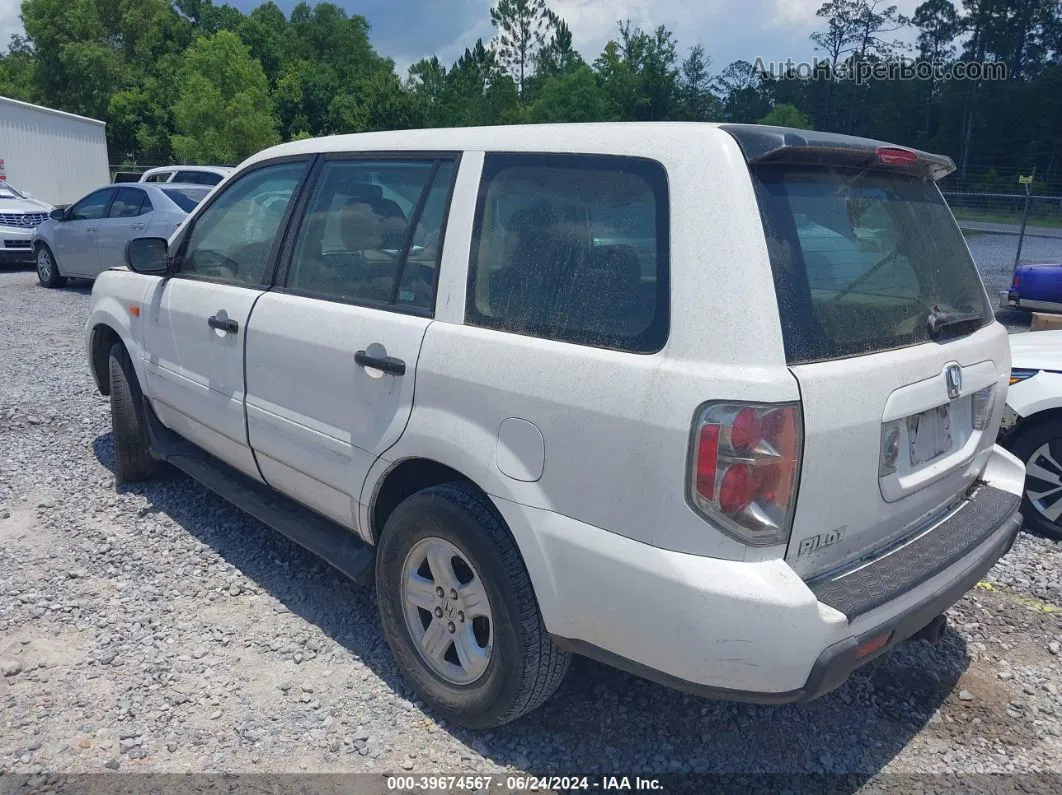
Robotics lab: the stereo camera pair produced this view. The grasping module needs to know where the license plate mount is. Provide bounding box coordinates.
[907,404,952,467]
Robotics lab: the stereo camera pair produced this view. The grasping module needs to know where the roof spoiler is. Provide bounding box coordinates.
[720,124,955,181]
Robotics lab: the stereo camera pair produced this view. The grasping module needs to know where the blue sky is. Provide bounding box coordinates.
[1,0,926,78]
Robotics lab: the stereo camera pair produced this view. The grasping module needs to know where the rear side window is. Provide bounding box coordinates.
[468,154,669,353]
[175,170,224,186]
[109,188,148,218]
[752,165,992,364]
[163,187,209,212]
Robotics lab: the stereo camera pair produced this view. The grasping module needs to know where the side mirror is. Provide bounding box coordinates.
[49,208,66,221]
[126,237,171,275]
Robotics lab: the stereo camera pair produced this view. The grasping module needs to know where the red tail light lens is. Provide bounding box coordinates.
[1012,272,1020,288]
[689,402,803,546]
[719,465,753,514]
[730,407,761,452]
[876,147,918,166]
[695,424,720,500]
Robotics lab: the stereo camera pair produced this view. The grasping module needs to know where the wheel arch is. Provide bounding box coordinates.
[368,457,489,545]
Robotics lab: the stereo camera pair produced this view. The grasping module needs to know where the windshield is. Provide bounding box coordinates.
[751,164,992,364]
[164,187,210,213]
[0,183,27,200]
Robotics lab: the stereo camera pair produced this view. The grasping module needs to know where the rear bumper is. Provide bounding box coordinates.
[999,289,1017,309]
[504,445,1023,702]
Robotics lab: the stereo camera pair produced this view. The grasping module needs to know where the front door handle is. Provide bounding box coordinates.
[208,315,239,334]
[86,226,98,233]
[354,350,406,376]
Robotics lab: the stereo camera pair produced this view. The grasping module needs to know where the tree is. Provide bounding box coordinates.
[536,11,582,79]
[716,60,771,123]
[489,0,549,99]
[171,30,278,163]
[678,43,718,121]
[759,103,812,129]
[527,65,611,122]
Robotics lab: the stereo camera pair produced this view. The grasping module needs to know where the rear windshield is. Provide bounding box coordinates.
[751,164,992,364]
[164,187,209,212]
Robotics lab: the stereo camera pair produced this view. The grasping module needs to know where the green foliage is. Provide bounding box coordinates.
[527,65,611,123]
[4,0,1060,191]
[170,31,278,163]
[489,0,549,98]
[759,103,812,129]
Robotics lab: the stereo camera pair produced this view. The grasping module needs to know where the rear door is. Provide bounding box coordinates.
[243,155,457,530]
[143,159,311,479]
[94,187,152,276]
[748,160,1009,579]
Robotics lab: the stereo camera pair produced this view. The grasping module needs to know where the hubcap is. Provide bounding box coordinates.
[1026,440,1062,525]
[400,537,493,685]
[37,250,52,281]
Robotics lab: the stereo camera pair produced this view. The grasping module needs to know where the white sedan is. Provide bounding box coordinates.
[1001,330,1062,539]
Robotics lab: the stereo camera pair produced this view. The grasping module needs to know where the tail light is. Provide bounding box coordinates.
[1011,272,1021,289]
[876,147,919,166]
[689,402,803,546]
[971,384,995,430]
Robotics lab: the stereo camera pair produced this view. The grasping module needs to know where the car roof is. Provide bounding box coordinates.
[244,123,725,164]
[240,122,953,180]
[141,165,233,175]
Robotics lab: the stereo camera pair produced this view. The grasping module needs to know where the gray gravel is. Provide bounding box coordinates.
[1,267,1061,792]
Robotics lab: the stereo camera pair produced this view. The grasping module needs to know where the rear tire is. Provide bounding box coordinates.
[375,482,569,729]
[36,244,66,288]
[108,343,160,483]
[1005,417,1062,540]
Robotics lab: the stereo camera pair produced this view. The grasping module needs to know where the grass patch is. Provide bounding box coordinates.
[952,209,1062,229]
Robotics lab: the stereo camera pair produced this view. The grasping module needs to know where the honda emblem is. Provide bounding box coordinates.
[946,364,962,400]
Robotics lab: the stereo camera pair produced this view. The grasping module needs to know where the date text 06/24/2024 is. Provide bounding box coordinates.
[386,775,665,791]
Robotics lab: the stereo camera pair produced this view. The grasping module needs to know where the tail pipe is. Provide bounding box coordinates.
[911,614,948,645]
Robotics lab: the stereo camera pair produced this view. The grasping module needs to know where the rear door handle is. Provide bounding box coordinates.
[86,226,98,233]
[208,315,239,334]
[354,350,406,376]
[130,223,145,230]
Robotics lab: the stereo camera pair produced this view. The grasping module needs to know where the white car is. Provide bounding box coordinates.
[138,165,233,187]
[1001,330,1062,539]
[0,182,54,267]
[84,123,1023,728]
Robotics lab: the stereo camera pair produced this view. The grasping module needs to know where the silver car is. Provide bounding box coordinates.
[34,183,210,287]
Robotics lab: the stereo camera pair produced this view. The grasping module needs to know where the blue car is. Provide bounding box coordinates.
[1000,260,1062,313]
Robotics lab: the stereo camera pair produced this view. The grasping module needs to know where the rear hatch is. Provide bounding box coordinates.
[725,126,1009,580]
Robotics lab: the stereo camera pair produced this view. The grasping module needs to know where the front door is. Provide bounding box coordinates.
[143,159,311,479]
[244,157,457,530]
[53,188,114,276]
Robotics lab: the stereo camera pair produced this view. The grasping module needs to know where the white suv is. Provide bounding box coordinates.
[85,123,1025,729]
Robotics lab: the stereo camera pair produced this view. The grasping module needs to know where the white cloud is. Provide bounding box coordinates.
[0,0,23,54]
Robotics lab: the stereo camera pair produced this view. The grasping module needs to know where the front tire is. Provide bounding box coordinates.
[1005,417,1062,540]
[376,483,569,729]
[108,343,160,483]
[36,244,66,288]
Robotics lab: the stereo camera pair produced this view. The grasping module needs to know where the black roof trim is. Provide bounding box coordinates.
[720,124,955,181]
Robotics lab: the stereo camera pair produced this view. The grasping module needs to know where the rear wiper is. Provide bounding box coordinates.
[927,307,984,340]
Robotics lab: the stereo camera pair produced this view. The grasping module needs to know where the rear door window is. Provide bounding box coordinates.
[468,154,669,353]
[751,165,992,364]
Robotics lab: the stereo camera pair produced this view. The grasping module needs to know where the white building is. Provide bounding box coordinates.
[0,96,110,206]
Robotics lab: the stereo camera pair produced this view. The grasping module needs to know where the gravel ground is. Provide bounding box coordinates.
[1,266,1061,794]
